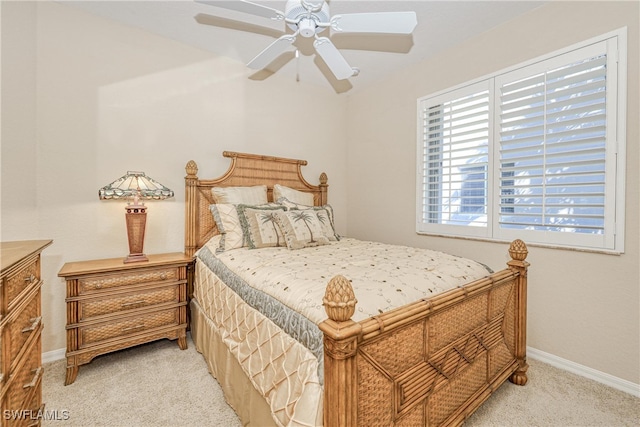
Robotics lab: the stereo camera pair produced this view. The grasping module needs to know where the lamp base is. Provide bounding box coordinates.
[124,253,148,263]
[125,202,148,264]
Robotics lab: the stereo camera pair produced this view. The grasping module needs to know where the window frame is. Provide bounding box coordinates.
[415,28,627,254]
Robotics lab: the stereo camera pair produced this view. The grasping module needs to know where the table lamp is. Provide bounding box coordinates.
[98,171,174,263]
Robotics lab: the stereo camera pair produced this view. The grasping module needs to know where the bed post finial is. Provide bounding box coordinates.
[323,275,357,321]
[508,239,528,262]
[185,160,198,179]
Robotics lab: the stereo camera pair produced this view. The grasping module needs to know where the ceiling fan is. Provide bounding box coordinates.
[195,0,418,80]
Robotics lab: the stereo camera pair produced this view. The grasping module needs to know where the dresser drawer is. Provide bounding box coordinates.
[4,259,39,309]
[78,308,182,348]
[7,291,41,367]
[78,285,182,320]
[78,266,179,294]
[5,340,42,414]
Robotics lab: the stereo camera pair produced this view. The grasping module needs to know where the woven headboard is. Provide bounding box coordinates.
[184,151,328,256]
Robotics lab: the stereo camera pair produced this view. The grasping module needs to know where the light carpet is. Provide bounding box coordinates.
[42,335,639,426]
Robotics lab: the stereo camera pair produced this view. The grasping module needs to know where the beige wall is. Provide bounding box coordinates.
[1,1,347,355]
[1,1,38,240]
[346,1,639,384]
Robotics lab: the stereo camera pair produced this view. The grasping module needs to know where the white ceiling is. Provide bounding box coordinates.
[60,0,546,93]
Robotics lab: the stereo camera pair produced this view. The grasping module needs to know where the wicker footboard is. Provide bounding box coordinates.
[319,240,529,427]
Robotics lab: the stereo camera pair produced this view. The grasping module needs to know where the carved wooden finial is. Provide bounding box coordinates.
[319,172,328,185]
[185,160,198,178]
[323,275,357,322]
[509,239,528,261]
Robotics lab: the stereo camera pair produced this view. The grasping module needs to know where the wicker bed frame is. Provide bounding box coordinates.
[184,151,529,426]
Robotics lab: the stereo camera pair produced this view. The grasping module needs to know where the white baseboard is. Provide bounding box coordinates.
[42,345,639,397]
[42,347,66,364]
[527,346,640,397]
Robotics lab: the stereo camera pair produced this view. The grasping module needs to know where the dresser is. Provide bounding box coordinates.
[1,240,52,427]
[57,253,191,385]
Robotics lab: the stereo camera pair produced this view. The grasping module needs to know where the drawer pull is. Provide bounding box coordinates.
[95,283,103,289]
[24,274,36,283]
[23,366,42,389]
[122,324,145,333]
[121,300,146,308]
[160,272,168,280]
[22,316,42,333]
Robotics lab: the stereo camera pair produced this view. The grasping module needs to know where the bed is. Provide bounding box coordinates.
[184,151,529,427]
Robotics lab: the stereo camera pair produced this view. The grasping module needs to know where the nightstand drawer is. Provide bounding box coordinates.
[78,285,181,320]
[79,308,182,347]
[8,290,42,366]
[78,266,179,294]
[4,259,39,309]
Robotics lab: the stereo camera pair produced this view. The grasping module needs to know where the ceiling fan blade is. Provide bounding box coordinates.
[247,35,296,70]
[331,11,417,34]
[313,37,356,80]
[195,1,284,21]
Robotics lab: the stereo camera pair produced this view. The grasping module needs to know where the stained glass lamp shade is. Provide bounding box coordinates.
[99,171,174,263]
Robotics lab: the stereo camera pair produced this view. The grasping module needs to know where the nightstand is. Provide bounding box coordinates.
[58,252,192,385]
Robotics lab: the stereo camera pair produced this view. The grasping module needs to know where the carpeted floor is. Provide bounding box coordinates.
[42,335,639,426]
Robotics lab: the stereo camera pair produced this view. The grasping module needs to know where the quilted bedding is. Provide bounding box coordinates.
[193,237,492,426]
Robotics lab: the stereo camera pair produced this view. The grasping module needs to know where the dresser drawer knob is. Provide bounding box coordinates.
[23,366,42,389]
[160,272,168,280]
[122,324,145,333]
[95,283,103,289]
[121,300,146,308]
[24,274,36,283]
[21,316,42,333]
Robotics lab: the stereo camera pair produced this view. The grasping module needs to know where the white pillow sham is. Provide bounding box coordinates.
[212,185,268,205]
[273,184,314,206]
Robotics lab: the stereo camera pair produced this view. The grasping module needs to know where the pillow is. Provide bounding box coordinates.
[209,204,245,252]
[273,184,314,206]
[276,210,330,250]
[212,185,268,205]
[313,206,340,241]
[276,198,340,241]
[236,205,287,249]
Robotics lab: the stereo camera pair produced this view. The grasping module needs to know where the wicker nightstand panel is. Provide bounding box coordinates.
[7,291,41,364]
[78,267,178,293]
[79,308,180,347]
[4,260,39,310]
[79,285,181,320]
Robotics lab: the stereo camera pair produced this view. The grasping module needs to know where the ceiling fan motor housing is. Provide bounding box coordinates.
[285,0,330,37]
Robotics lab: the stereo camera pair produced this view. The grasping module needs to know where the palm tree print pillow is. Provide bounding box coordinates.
[236,205,287,249]
[275,210,330,250]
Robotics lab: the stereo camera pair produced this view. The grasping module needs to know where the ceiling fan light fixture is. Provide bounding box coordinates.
[285,0,330,35]
[298,18,317,38]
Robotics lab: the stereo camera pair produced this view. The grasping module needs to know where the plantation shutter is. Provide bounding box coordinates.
[417,81,491,237]
[495,40,616,248]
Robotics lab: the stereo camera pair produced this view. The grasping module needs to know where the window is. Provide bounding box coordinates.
[416,30,626,252]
